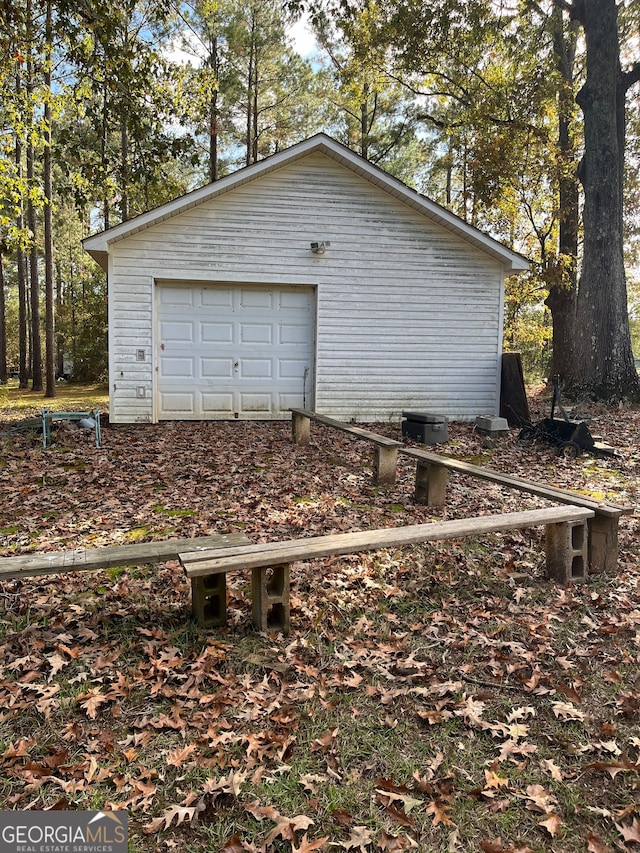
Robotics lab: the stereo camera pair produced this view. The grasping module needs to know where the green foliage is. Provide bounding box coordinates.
[1,0,639,388]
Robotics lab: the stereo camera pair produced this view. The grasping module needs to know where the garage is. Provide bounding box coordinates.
[84,134,528,423]
[155,282,315,420]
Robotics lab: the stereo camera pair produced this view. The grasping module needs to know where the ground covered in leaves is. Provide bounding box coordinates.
[0,393,639,852]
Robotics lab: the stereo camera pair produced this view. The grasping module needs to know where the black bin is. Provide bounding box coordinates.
[402,411,448,444]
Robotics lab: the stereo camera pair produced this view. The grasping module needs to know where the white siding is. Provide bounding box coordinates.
[107,152,505,423]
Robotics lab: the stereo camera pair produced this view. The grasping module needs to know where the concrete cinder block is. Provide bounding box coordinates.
[191,573,227,627]
[251,563,291,634]
[475,415,510,436]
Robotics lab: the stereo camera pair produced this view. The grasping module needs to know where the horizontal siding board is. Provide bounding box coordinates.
[106,151,506,422]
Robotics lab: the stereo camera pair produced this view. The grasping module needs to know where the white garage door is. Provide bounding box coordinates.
[156,283,315,420]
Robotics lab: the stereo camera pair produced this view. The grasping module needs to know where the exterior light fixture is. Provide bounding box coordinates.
[310,241,330,254]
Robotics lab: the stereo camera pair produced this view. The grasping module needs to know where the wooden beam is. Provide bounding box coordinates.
[181,506,593,577]
[0,533,250,581]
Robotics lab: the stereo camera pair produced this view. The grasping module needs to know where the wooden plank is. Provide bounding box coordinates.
[400,447,631,517]
[181,506,593,577]
[0,533,250,581]
[289,408,401,448]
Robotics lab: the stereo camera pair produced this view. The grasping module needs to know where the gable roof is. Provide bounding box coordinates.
[83,133,529,272]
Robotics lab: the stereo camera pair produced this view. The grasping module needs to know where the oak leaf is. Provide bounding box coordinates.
[167,743,197,767]
[142,804,196,834]
[78,689,109,720]
[551,701,585,722]
[426,800,456,827]
[292,833,329,852]
[219,833,245,853]
[538,814,562,837]
[339,825,374,851]
[541,759,563,782]
[586,832,613,853]
[615,817,640,845]
[378,830,416,851]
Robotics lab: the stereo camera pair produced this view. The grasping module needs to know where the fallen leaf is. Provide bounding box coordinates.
[142,805,196,834]
[426,800,456,827]
[219,833,245,853]
[167,743,197,767]
[339,825,374,851]
[292,833,329,852]
[587,831,613,853]
[538,814,562,837]
[541,758,563,782]
[615,817,640,845]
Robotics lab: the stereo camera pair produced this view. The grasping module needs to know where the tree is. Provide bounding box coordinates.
[0,247,7,383]
[43,0,55,398]
[569,0,640,399]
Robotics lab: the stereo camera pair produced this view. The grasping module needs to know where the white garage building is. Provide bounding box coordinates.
[83,134,528,424]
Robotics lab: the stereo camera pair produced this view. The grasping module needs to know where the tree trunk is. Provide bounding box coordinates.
[26,0,43,394]
[246,17,255,166]
[0,250,7,384]
[44,0,56,399]
[15,71,29,389]
[120,116,129,222]
[209,35,219,183]
[571,0,639,400]
[545,6,579,381]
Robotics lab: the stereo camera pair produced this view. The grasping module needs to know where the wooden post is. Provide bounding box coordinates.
[414,461,448,506]
[292,411,310,445]
[587,513,619,574]
[373,446,398,486]
[545,519,588,583]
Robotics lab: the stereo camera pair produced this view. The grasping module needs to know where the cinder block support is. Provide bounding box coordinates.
[292,412,310,446]
[587,514,619,574]
[414,461,449,506]
[191,573,227,627]
[251,563,291,634]
[373,446,398,486]
[545,519,589,583]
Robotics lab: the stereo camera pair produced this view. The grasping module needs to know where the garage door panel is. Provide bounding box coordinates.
[202,289,233,308]
[159,287,194,308]
[279,290,311,310]
[202,358,234,378]
[159,391,197,414]
[160,321,195,343]
[239,392,272,413]
[280,322,309,345]
[278,358,308,379]
[160,357,196,378]
[201,392,234,414]
[240,323,272,344]
[240,358,273,379]
[201,322,234,343]
[157,283,314,420]
[241,289,272,309]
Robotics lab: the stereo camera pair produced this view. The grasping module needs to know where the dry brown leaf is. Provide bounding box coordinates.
[219,833,245,853]
[167,743,197,767]
[292,833,329,852]
[339,825,374,851]
[541,758,563,782]
[426,800,456,828]
[587,832,613,853]
[538,813,562,837]
[142,804,196,834]
[615,817,640,845]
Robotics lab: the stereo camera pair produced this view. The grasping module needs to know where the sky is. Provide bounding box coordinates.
[288,14,318,57]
